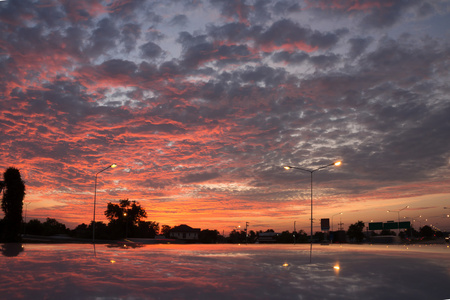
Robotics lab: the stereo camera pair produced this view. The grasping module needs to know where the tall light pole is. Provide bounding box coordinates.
[293,221,296,244]
[331,212,343,232]
[284,161,341,263]
[245,222,249,244]
[93,163,117,243]
[123,212,128,239]
[387,205,409,236]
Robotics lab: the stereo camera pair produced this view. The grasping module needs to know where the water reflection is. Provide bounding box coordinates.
[0,244,448,299]
[106,242,145,249]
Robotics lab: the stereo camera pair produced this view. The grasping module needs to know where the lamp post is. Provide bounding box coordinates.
[284,161,341,263]
[331,212,343,232]
[245,222,249,244]
[123,212,128,239]
[387,205,409,236]
[93,163,117,243]
[293,221,296,244]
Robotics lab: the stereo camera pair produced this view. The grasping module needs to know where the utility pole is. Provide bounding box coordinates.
[293,221,296,244]
[338,217,344,231]
[245,222,249,244]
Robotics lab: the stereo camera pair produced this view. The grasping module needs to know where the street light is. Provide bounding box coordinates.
[245,222,249,244]
[284,161,341,263]
[387,205,409,236]
[123,212,128,239]
[93,163,117,243]
[293,221,296,245]
[331,212,343,232]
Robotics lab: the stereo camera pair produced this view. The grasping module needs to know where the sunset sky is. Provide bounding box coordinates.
[1,0,449,233]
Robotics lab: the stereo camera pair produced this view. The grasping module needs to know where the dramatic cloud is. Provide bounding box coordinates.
[0,0,449,232]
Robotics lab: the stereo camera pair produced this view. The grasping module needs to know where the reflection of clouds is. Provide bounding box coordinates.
[0,244,448,299]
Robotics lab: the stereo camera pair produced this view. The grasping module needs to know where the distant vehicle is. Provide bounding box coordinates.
[445,235,449,243]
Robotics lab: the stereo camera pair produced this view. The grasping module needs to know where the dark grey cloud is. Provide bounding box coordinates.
[63,26,88,59]
[107,0,148,21]
[13,25,46,53]
[169,14,188,27]
[87,18,120,58]
[272,0,302,16]
[360,37,446,85]
[143,26,166,42]
[415,2,435,18]
[177,31,209,51]
[347,37,373,58]
[120,23,141,53]
[140,41,164,59]
[238,65,288,87]
[180,172,221,184]
[99,59,138,77]
[0,0,39,29]
[271,51,340,69]
[257,19,343,51]
[272,51,309,64]
[206,22,258,43]
[258,19,309,47]
[209,0,251,23]
[309,53,340,69]
[361,0,419,29]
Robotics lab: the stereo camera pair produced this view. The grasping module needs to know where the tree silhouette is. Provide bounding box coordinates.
[420,225,434,239]
[104,199,147,238]
[135,221,159,238]
[1,243,24,257]
[160,225,171,237]
[199,229,219,243]
[105,199,147,224]
[347,221,365,243]
[1,168,26,242]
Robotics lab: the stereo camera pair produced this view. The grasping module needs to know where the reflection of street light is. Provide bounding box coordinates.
[284,161,341,263]
[93,163,117,243]
[387,205,409,236]
[331,212,343,232]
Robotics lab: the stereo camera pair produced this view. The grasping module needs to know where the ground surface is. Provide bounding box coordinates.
[0,243,449,299]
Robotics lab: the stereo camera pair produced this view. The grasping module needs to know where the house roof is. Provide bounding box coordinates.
[171,224,201,233]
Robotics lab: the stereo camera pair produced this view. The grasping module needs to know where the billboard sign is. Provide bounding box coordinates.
[369,222,383,230]
[399,221,411,229]
[321,218,330,231]
[383,222,398,230]
[368,221,411,230]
